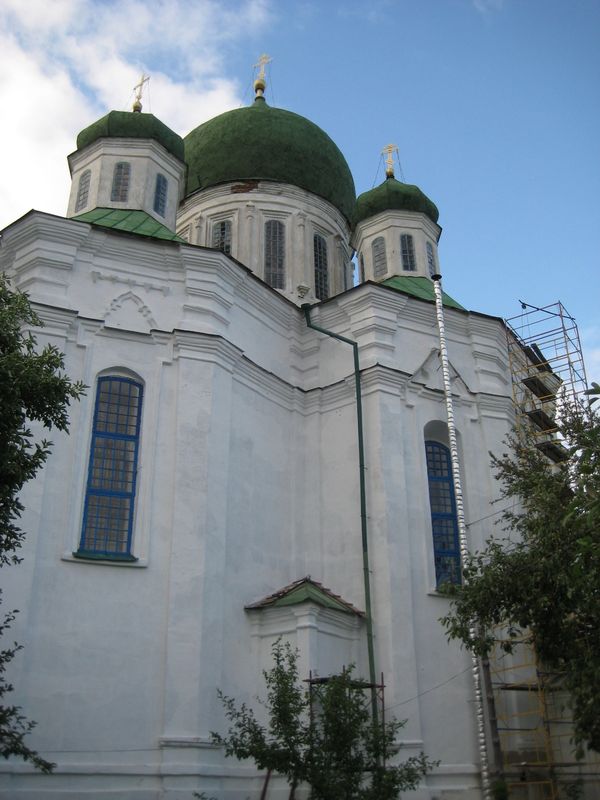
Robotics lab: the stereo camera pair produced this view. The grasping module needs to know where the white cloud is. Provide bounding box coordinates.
[472,0,505,14]
[0,0,272,229]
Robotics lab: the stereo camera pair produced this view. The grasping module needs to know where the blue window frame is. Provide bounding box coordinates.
[153,173,168,216]
[77,377,143,560]
[425,440,461,587]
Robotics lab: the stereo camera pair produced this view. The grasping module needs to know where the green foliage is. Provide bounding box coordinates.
[441,400,600,753]
[0,275,84,772]
[211,640,436,799]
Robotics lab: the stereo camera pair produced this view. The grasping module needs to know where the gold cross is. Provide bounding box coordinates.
[254,54,272,82]
[132,73,150,112]
[382,143,398,178]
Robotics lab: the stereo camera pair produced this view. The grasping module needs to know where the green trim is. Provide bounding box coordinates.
[76,111,184,162]
[73,550,138,563]
[382,275,465,310]
[184,98,356,222]
[353,176,439,227]
[271,583,356,614]
[73,208,185,242]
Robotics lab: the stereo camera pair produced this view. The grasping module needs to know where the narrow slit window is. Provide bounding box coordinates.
[212,220,232,255]
[426,241,436,278]
[401,233,416,271]
[78,377,143,560]
[372,236,387,278]
[425,440,461,587]
[264,220,285,289]
[75,170,91,213]
[153,174,168,217]
[314,233,329,300]
[111,162,131,203]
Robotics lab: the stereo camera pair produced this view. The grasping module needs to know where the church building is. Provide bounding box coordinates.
[1,67,523,799]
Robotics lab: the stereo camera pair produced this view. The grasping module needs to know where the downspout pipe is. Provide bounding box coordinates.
[430,275,492,800]
[301,304,378,718]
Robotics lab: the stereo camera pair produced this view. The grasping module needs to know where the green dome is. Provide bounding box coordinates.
[353,176,439,227]
[184,98,356,222]
[76,111,185,162]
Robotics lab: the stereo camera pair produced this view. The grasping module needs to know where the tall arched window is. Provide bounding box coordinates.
[212,220,232,255]
[314,233,329,300]
[426,241,436,278]
[372,236,387,278]
[78,376,143,560]
[264,220,285,289]
[111,162,131,203]
[75,170,91,213]
[359,253,365,283]
[401,233,416,271]
[425,440,461,587]
[153,173,168,217]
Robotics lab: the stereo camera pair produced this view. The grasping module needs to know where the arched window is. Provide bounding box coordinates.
[401,233,416,271]
[314,233,329,300]
[153,173,168,217]
[78,376,143,560]
[426,241,436,278]
[264,220,285,289]
[212,220,232,255]
[75,170,91,213]
[372,236,387,278]
[425,440,461,587]
[360,253,365,283]
[111,162,131,203]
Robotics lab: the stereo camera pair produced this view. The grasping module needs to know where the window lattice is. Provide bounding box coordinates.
[111,162,131,203]
[265,220,285,289]
[153,174,168,217]
[314,234,329,300]
[425,440,461,587]
[75,170,91,213]
[372,237,387,278]
[212,220,232,255]
[401,233,416,271]
[426,241,436,278]
[79,377,143,558]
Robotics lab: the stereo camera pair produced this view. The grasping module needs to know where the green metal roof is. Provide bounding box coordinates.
[353,176,439,228]
[245,577,364,616]
[184,97,356,222]
[76,111,185,162]
[381,275,465,310]
[73,208,185,242]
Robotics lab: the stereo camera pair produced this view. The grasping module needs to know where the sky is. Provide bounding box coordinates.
[0,0,599,381]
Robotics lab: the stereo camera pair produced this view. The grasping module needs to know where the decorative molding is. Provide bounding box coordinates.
[91,269,170,296]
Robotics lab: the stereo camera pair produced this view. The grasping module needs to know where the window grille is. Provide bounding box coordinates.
[401,233,416,271]
[314,234,329,300]
[78,377,143,559]
[212,220,232,254]
[425,440,461,587]
[75,170,91,213]
[153,173,168,217]
[426,241,436,277]
[264,220,285,289]
[111,162,131,203]
[372,236,387,278]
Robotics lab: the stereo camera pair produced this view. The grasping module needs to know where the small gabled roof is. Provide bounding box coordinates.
[73,208,185,242]
[381,275,465,310]
[245,576,365,617]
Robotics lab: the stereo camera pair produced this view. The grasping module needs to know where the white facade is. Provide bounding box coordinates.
[0,106,517,800]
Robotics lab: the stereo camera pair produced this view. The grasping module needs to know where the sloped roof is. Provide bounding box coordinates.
[73,208,185,242]
[381,275,465,310]
[245,576,365,617]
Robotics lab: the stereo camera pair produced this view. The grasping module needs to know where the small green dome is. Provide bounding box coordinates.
[353,176,439,228]
[184,98,356,222]
[76,111,185,162]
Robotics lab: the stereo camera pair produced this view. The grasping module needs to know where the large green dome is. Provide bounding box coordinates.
[353,176,439,228]
[76,111,185,162]
[184,97,356,222]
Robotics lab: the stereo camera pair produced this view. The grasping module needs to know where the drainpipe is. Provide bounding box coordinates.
[301,304,378,720]
[430,275,492,800]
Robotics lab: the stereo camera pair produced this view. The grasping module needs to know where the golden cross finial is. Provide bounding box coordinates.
[253,54,272,98]
[132,73,150,112]
[382,143,398,178]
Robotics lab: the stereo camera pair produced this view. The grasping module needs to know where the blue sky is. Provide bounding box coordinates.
[1,0,598,379]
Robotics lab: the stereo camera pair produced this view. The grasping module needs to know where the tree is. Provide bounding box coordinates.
[440,399,600,753]
[211,640,436,799]
[0,275,84,771]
